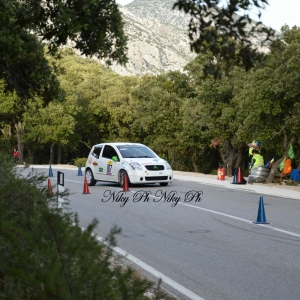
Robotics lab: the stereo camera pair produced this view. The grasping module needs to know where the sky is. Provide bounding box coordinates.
[115,0,300,32]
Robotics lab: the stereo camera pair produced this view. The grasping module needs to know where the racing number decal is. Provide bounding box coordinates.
[107,160,113,174]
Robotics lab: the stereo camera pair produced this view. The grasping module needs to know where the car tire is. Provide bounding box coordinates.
[85,168,96,186]
[159,182,168,186]
[119,170,130,188]
[250,167,270,176]
[248,175,267,183]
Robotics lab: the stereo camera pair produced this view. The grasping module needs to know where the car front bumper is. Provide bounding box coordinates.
[127,169,173,184]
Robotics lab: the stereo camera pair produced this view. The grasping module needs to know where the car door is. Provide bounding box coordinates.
[91,146,103,180]
[98,145,120,182]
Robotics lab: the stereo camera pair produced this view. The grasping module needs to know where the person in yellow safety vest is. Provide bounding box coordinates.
[249,149,264,171]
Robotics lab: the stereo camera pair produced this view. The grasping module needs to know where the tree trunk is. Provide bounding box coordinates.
[227,144,235,177]
[171,148,175,166]
[28,148,33,164]
[266,158,282,183]
[234,143,245,170]
[57,144,62,164]
[49,143,55,165]
[220,140,235,176]
[266,134,297,183]
[15,121,24,164]
[0,123,12,138]
[192,150,199,173]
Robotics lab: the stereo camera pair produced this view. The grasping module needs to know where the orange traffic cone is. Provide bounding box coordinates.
[232,167,246,185]
[82,177,90,194]
[123,173,129,192]
[48,178,53,194]
[236,167,243,183]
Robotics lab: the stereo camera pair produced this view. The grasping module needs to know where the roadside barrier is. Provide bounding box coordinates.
[57,171,65,208]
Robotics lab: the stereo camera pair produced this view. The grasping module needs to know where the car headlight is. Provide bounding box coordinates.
[165,162,172,170]
[129,162,143,170]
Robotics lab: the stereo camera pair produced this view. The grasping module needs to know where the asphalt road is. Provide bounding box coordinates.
[25,167,300,300]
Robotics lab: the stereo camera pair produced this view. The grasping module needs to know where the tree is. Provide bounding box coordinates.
[40,49,138,163]
[0,22,60,103]
[0,0,128,105]
[233,26,300,182]
[183,45,255,175]
[130,72,194,168]
[0,81,29,163]
[24,100,76,165]
[173,0,275,77]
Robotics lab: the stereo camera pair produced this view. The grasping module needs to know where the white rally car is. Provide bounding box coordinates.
[85,142,173,187]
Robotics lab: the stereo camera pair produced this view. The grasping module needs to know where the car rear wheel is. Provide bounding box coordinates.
[85,168,96,186]
[159,182,168,186]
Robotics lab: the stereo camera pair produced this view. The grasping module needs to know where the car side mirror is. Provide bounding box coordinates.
[112,156,118,162]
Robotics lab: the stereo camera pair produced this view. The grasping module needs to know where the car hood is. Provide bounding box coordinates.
[121,157,166,165]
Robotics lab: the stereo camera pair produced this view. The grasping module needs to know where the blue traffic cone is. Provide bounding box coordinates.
[49,165,53,177]
[253,196,270,224]
[77,164,83,176]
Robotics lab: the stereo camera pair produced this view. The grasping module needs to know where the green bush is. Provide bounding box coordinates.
[211,169,217,175]
[74,157,87,167]
[0,154,156,299]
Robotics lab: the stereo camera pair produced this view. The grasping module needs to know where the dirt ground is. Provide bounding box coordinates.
[173,170,300,192]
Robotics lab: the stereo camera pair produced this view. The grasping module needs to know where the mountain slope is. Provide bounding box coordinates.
[109,0,196,76]
[107,0,274,77]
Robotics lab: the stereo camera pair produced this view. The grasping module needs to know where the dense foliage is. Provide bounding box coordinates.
[0,153,158,299]
[173,0,275,78]
[1,4,300,178]
[4,2,300,297]
[0,0,127,100]
[0,0,128,164]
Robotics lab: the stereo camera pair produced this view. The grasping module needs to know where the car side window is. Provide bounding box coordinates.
[92,147,102,159]
[102,145,118,159]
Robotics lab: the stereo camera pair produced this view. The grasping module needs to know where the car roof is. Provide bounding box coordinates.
[93,142,145,148]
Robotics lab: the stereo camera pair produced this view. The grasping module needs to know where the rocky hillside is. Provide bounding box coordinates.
[109,0,196,76]
[106,0,275,77]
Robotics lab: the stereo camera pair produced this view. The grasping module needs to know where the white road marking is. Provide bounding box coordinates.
[65,179,300,238]
[179,202,300,238]
[65,179,83,183]
[94,235,205,300]
[65,177,300,300]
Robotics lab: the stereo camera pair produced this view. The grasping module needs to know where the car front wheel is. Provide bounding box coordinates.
[119,170,129,188]
[85,168,96,186]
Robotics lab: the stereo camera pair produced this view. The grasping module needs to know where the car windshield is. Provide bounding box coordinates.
[117,145,157,158]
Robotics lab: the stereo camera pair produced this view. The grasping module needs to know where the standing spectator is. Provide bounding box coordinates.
[248,140,261,157]
[13,148,19,163]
